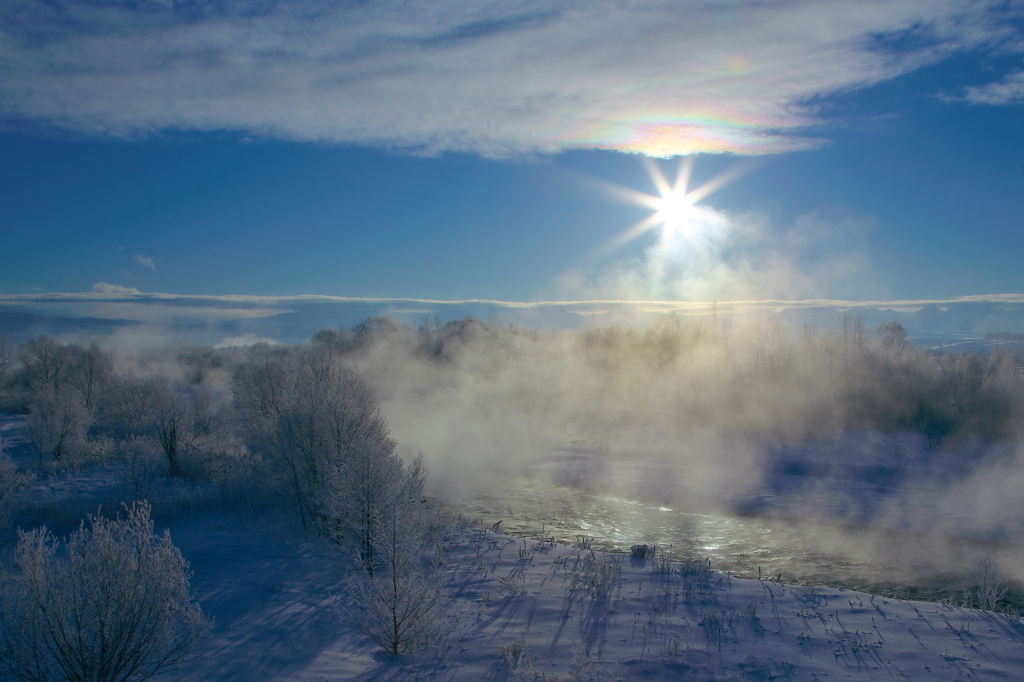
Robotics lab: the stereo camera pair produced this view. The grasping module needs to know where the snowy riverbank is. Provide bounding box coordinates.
[169,514,1024,681]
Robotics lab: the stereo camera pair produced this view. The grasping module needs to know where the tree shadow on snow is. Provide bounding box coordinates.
[168,513,361,682]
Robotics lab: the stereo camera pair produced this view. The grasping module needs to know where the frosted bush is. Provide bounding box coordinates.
[975,555,1008,611]
[0,502,209,682]
[113,436,165,501]
[0,449,33,531]
[574,535,594,550]
[630,544,657,560]
[25,385,89,464]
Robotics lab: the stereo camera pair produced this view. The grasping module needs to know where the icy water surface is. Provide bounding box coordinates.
[433,475,1024,603]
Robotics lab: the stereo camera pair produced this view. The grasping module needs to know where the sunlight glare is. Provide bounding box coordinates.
[654,190,696,231]
[578,156,755,267]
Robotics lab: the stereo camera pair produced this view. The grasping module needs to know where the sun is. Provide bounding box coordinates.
[574,156,757,269]
[653,189,697,232]
[639,155,696,236]
[582,155,759,263]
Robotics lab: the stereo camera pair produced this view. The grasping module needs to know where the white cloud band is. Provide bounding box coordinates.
[1,1,1019,157]
[5,290,1024,319]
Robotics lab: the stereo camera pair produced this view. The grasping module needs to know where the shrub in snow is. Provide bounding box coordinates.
[573,535,593,550]
[630,544,656,560]
[0,501,209,682]
[500,639,524,672]
[347,550,448,656]
[576,552,620,601]
[678,557,713,582]
[700,608,724,628]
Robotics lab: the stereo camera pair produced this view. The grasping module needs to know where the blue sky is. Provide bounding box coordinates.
[1,0,1023,315]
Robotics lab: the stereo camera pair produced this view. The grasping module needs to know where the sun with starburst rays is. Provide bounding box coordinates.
[564,155,760,302]
[598,156,755,258]
[581,155,757,272]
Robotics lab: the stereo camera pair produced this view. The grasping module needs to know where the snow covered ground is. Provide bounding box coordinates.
[6,408,1024,680]
[163,514,1024,681]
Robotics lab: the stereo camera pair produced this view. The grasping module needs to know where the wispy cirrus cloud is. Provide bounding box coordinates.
[962,70,1024,105]
[134,254,155,270]
[0,1,1020,157]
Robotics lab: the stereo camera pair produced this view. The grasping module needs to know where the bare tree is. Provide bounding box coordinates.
[231,344,290,422]
[0,502,209,682]
[839,309,867,351]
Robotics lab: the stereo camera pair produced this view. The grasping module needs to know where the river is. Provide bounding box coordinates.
[431,447,1024,606]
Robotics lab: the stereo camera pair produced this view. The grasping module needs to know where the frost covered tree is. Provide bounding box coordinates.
[0,502,209,682]
[64,342,114,419]
[744,314,793,379]
[334,436,404,572]
[102,375,218,477]
[233,344,397,543]
[874,320,910,356]
[104,374,162,437]
[25,384,89,464]
[0,448,33,530]
[336,445,427,575]
[346,455,446,655]
[152,382,218,477]
[18,336,92,464]
[974,555,1008,611]
[0,333,12,389]
[18,335,69,394]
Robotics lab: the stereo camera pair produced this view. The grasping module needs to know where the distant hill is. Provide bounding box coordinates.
[0,306,138,345]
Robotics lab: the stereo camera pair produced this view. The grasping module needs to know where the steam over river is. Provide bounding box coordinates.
[432,449,1024,604]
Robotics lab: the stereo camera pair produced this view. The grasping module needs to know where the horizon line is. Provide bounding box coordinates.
[3,290,1024,313]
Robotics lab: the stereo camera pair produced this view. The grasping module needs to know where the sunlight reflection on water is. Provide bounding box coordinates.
[433,476,1024,600]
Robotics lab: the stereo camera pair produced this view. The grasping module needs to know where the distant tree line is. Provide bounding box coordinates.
[1,313,1022,472]
[308,312,1024,446]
